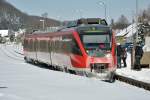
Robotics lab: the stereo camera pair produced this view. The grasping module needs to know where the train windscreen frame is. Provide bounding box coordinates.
[78,26,112,57]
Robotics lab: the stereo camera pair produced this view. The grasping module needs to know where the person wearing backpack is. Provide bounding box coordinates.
[134,43,143,70]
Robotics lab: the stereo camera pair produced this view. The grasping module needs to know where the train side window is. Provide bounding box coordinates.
[62,34,82,55]
[32,40,34,51]
[55,40,58,53]
[42,40,45,52]
[53,40,56,52]
[31,39,34,51]
[26,40,28,49]
[28,39,30,51]
[37,40,40,52]
[33,40,35,51]
[40,40,43,51]
[26,40,28,48]
[51,40,54,52]
[34,39,37,51]
[45,40,48,52]
[62,35,72,53]
[29,39,32,51]
[41,40,44,52]
[39,40,43,52]
[24,39,27,48]
[42,40,46,52]
[71,38,82,56]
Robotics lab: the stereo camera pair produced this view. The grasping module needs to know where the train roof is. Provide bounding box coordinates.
[61,18,110,32]
[62,18,108,28]
[62,24,111,33]
[25,18,111,38]
[25,24,111,38]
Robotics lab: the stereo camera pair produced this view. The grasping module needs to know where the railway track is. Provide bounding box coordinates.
[0,44,24,61]
[3,44,24,58]
[115,74,150,91]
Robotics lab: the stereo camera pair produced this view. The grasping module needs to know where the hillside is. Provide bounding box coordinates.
[0,0,60,31]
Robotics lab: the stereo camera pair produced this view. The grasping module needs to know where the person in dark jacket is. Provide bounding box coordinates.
[117,43,122,68]
[121,47,127,67]
[134,44,143,70]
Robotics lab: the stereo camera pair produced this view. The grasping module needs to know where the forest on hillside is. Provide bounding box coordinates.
[0,0,60,32]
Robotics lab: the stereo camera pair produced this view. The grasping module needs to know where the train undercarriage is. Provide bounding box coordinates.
[24,56,116,83]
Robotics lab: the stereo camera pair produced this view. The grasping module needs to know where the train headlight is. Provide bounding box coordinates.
[105,53,112,58]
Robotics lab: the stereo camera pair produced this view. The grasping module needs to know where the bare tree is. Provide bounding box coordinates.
[113,15,130,29]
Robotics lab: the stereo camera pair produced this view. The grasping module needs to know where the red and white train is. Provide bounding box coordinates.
[23,18,117,82]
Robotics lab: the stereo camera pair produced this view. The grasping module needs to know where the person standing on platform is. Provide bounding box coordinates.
[121,47,127,67]
[117,43,122,68]
[134,43,143,70]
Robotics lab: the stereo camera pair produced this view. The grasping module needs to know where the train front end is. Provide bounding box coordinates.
[77,25,117,81]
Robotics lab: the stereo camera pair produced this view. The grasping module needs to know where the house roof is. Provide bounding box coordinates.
[116,23,137,37]
[0,30,9,37]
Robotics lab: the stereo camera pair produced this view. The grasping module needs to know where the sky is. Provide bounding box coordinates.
[6,0,150,23]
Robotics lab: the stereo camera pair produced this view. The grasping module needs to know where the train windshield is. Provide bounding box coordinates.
[80,32,112,57]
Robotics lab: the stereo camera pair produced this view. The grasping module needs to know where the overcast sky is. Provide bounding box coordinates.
[6,0,150,23]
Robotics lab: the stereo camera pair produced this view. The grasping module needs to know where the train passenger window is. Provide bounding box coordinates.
[26,40,29,51]
[30,40,34,51]
[34,39,37,51]
[37,40,40,52]
[34,40,38,52]
[62,34,82,55]
[55,41,58,53]
[39,40,45,52]
[41,40,47,52]
[26,40,28,49]
[53,40,56,52]
[71,38,82,55]
[62,35,72,53]
[51,40,54,52]
[24,39,27,49]
[32,40,35,51]
[29,39,32,51]
[44,40,47,52]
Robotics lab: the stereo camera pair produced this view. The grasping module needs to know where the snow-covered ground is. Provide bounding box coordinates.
[0,44,150,100]
[116,52,150,83]
[115,23,150,83]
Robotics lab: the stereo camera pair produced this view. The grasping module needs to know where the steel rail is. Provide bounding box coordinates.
[115,74,150,91]
[0,44,24,61]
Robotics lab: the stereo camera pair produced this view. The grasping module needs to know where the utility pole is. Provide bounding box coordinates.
[40,19,45,30]
[41,12,48,30]
[136,0,138,43]
[76,9,83,18]
[131,14,135,69]
[132,0,139,70]
[99,1,107,21]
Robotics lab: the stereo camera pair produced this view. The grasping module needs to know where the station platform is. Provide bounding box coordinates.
[116,53,150,84]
